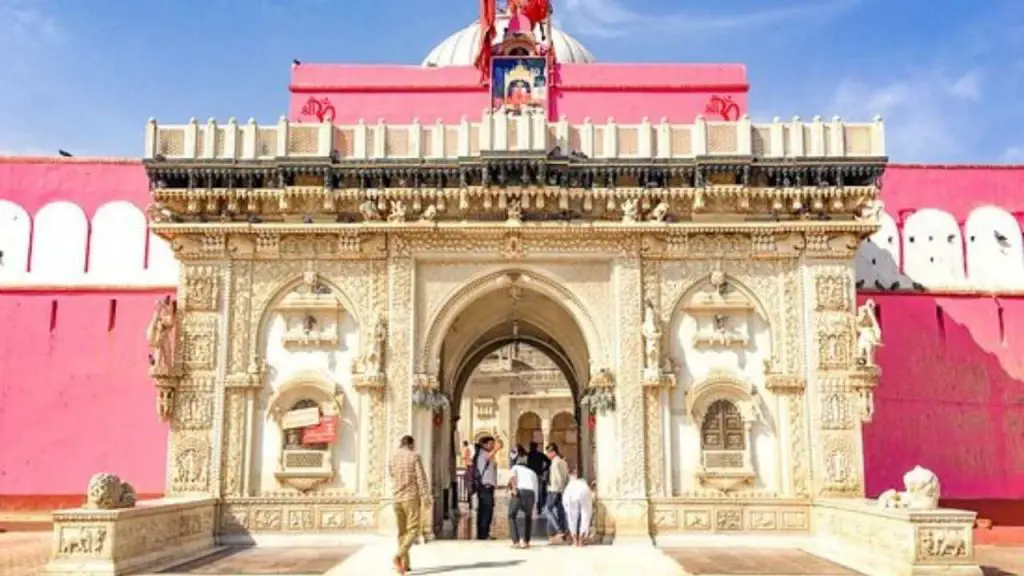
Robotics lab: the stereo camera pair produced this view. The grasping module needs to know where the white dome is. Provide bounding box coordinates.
[422,17,595,68]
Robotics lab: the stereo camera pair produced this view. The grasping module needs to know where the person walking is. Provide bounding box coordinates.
[526,442,550,512]
[562,467,594,546]
[544,443,569,542]
[388,435,431,575]
[506,456,539,549]
[472,435,502,540]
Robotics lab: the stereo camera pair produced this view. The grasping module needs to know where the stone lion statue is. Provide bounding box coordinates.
[85,473,137,510]
[878,465,940,510]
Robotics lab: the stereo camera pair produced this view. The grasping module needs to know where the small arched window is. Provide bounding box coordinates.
[701,399,745,451]
[284,399,328,452]
[700,400,746,471]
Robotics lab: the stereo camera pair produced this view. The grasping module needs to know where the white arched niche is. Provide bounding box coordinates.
[666,272,777,495]
[251,273,360,495]
[147,231,179,284]
[856,211,902,289]
[686,369,768,492]
[0,200,31,279]
[965,205,1024,289]
[89,201,147,282]
[903,208,965,288]
[30,201,88,281]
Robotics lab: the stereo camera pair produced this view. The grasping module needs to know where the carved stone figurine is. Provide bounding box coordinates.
[361,316,388,375]
[146,296,177,373]
[621,198,638,223]
[359,199,381,221]
[641,299,662,371]
[419,205,438,222]
[855,299,883,367]
[855,198,884,221]
[388,200,408,223]
[878,465,940,510]
[507,199,523,223]
[146,202,173,223]
[85,472,137,510]
[710,270,729,296]
[647,201,669,222]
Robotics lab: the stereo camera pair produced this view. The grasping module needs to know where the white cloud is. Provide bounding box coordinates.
[557,0,860,39]
[824,69,987,162]
[947,71,982,101]
[0,0,62,49]
[1000,146,1024,163]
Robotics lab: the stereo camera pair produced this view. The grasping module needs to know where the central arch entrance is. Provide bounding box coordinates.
[422,270,599,540]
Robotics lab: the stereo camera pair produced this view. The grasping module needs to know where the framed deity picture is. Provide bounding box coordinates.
[491,56,549,114]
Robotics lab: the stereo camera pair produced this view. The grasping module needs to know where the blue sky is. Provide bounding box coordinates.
[1,0,1022,162]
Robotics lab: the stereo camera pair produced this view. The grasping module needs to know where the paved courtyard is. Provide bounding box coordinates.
[4,530,1023,575]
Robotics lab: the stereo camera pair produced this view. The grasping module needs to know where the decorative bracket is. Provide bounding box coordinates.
[763,358,805,395]
[848,365,881,422]
[411,373,448,412]
[642,358,677,389]
[151,370,183,423]
[226,355,268,390]
[581,368,616,414]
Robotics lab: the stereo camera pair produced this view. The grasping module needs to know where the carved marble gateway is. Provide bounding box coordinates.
[66,111,968,575]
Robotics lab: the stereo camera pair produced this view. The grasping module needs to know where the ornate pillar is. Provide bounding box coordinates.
[807,262,875,497]
[164,262,224,499]
[221,261,255,498]
[354,372,386,497]
[605,250,651,540]
[380,236,414,534]
[640,256,673,498]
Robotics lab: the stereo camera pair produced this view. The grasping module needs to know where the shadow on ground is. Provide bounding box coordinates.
[982,567,1020,576]
[413,560,525,574]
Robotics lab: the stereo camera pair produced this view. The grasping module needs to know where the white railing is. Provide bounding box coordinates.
[145,113,886,162]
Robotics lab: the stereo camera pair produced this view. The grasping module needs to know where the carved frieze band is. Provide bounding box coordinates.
[160,229,863,263]
[650,501,810,534]
[219,498,382,534]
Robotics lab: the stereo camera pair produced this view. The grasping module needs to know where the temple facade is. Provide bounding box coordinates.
[0,5,1016,576]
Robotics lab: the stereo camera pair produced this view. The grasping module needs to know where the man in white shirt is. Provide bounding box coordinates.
[507,456,539,548]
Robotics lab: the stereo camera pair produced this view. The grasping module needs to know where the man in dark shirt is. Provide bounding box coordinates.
[526,442,550,511]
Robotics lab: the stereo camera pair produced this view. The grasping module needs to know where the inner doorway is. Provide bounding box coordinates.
[425,271,596,541]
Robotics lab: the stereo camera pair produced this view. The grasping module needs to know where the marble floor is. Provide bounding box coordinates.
[4,530,1023,575]
[160,547,360,575]
[328,540,689,575]
[663,547,864,575]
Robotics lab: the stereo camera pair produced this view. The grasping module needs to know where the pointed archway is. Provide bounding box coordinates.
[419,270,599,537]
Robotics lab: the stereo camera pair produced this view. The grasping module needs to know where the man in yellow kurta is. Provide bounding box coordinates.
[388,435,431,574]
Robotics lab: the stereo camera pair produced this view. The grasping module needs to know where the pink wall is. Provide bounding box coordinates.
[863,293,1024,500]
[884,164,1024,222]
[288,63,748,124]
[0,158,167,501]
[0,158,148,215]
[0,290,170,497]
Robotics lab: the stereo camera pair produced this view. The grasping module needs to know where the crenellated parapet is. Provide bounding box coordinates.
[0,199,177,288]
[144,112,886,162]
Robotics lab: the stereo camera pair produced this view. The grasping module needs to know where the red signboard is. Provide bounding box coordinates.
[302,416,339,445]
